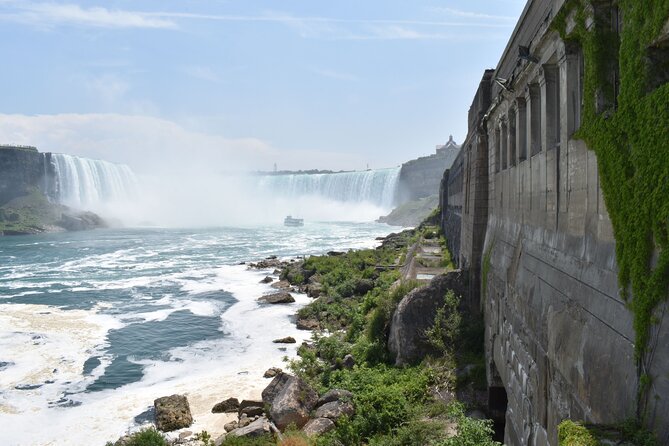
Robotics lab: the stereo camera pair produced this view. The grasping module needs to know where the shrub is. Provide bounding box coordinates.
[435,402,501,446]
[105,427,168,446]
[424,290,461,356]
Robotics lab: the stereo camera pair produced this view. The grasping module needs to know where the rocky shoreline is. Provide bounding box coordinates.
[106,247,374,445]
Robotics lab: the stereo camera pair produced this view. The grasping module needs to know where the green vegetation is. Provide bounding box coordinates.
[282,225,498,445]
[0,188,60,234]
[558,421,601,446]
[105,427,168,446]
[553,0,669,419]
[557,419,657,446]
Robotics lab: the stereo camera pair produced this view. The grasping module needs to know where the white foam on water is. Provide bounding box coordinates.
[0,303,123,419]
[0,265,311,446]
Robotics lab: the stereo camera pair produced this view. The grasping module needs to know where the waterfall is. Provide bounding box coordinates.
[51,154,139,209]
[257,167,400,208]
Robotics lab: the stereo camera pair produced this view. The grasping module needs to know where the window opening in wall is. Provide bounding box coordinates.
[495,128,501,172]
[509,109,517,166]
[501,121,508,170]
[518,99,527,161]
[530,84,542,156]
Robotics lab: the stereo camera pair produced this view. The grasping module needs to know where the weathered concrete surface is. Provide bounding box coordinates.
[439,1,669,444]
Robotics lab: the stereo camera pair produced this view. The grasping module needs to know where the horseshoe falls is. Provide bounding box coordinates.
[256,167,400,209]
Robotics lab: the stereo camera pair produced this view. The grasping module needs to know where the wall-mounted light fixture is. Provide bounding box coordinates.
[494,77,514,93]
[518,45,539,63]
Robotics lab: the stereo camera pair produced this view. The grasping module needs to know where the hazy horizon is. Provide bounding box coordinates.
[0,0,525,174]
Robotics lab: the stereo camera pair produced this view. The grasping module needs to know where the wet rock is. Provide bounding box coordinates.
[260,276,274,284]
[211,397,239,413]
[258,292,295,304]
[154,394,193,432]
[273,336,296,344]
[302,418,336,437]
[317,389,354,406]
[314,400,355,421]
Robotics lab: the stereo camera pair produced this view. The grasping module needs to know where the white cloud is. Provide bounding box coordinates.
[0,113,367,173]
[433,7,517,23]
[0,2,177,29]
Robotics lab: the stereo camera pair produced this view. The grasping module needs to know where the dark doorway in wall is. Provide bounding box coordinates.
[488,362,508,442]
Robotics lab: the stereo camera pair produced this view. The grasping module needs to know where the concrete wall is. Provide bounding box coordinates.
[440,1,669,444]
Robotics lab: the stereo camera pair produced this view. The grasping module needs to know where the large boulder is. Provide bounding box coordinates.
[258,292,295,304]
[154,394,193,432]
[388,271,466,366]
[261,372,318,430]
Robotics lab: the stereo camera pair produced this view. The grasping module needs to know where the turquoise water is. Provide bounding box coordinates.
[0,222,394,445]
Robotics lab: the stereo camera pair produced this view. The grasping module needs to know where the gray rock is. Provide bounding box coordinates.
[270,280,292,290]
[306,283,323,298]
[261,372,290,406]
[211,397,239,413]
[296,318,319,330]
[228,417,270,437]
[224,421,238,432]
[240,405,264,417]
[263,367,282,378]
[260,276,274,284]
[314,400,354,421]
[154,394,193,432]
[261,372,318,430]
[317,389,354,406]
[238,414,251,428]
[388,271,465,366]
[273,336,296,344]
[239,399,264,412]
[258,292,295,304]
[302,418,336,437]
[342,354,355,369]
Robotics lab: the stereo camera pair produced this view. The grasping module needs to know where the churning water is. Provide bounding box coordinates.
[0,223,394,445]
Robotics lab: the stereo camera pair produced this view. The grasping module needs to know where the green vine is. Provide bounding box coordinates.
[553,0,669,416]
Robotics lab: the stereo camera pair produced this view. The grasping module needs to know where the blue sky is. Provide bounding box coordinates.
[0,0,526,173]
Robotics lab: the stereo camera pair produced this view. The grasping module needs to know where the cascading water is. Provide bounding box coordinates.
[51,154,139,209]
[257,167,400,208]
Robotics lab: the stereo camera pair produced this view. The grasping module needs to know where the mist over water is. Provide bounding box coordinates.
[51,154,400,227]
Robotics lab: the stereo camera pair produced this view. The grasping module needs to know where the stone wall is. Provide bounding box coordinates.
[0,147,55,205]
[440,1,669,444]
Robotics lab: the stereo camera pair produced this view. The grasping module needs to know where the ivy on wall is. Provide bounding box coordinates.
[554,0,669,415]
